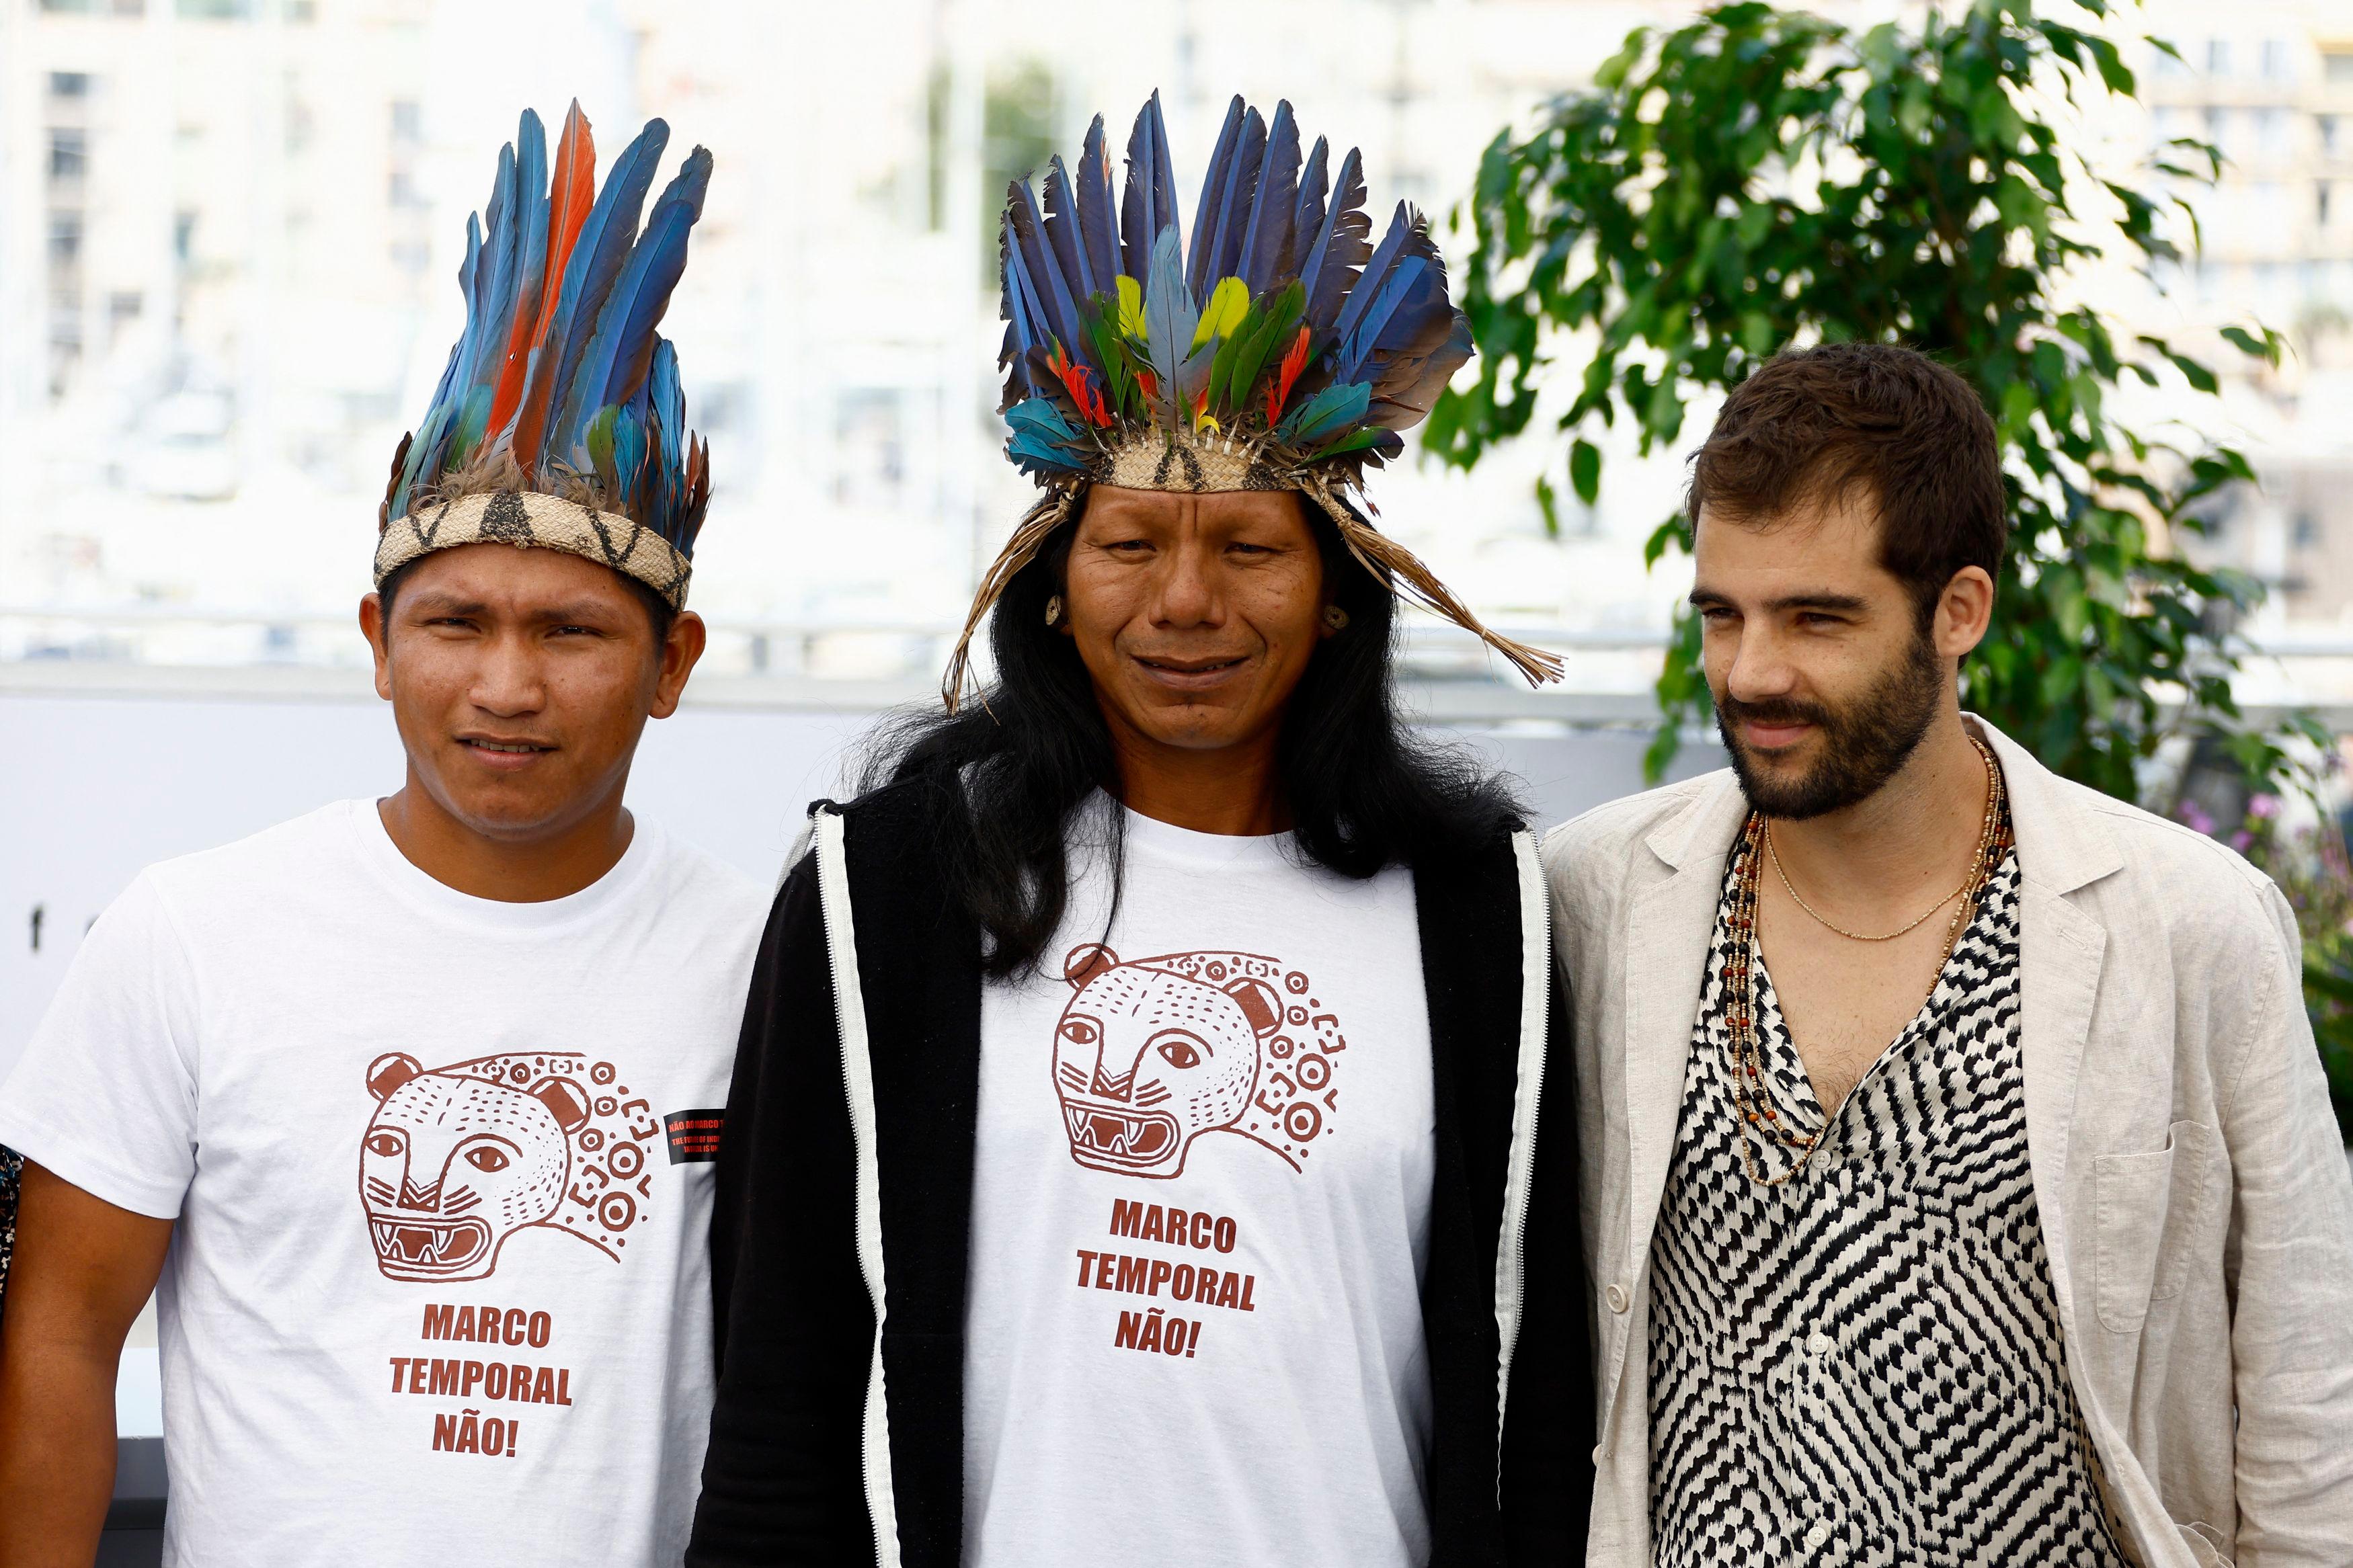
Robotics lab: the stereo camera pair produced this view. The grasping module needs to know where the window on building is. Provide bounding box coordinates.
[2207,38,2233,77]
[288,0,316,19]
[2323,183,2335,226]
[2258,107,2290,156]
[108,290,142,325]
[2260,40,2290,81]
[176,0,251,17]
[390,100,422,142]
[2325,116,2343,155]
[173,210,196,263]
[48,212,84,267]
[2292,513,2319,550]
[2205,106,2229,148]
[48,73,91,99]
[388,169,422,208]
[47,129,87,183]
[2327,51,2353,85]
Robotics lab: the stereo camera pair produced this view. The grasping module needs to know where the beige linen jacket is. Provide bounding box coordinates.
[1543,717,2353,1567]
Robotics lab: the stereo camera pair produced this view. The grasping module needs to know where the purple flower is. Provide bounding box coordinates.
[2178,800,2217,836]
[2249,793,2281,819]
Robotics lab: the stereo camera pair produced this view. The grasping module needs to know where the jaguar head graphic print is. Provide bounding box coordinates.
[1051,946,1347,1180]
[358,1050,661,1282]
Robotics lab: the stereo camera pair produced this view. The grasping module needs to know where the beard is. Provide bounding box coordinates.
[1714,627,1946,821]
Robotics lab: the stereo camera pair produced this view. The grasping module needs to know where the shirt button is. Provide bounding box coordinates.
[1809,1150,1834,1173]
[1805,1520,1831,1549]
[1806,1332,1834,1357]
[1605,1282,1630,1314]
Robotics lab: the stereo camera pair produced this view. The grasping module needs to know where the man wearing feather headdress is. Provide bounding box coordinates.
[0,106,766,1567]
[689,93,1590,1568]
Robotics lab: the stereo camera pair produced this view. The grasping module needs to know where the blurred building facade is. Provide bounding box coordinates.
[0,0,2347,684]
[2137,0,2353,626]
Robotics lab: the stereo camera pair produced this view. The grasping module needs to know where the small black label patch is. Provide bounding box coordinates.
[664,1108,724,1165]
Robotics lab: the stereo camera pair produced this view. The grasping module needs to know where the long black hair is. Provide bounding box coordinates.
[869,491,1525,977]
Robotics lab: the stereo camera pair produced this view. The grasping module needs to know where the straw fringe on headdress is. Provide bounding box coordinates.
[375,103,714,608]
[945,91,1562,709]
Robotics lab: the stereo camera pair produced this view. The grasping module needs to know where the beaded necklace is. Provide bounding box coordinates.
[1724,737,2012,1188]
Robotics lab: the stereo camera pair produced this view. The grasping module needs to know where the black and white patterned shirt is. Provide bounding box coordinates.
[1646,827,2127,1567]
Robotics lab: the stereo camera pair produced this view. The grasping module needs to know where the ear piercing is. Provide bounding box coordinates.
[1045,594,1064,627]
[1322,604,1349,631]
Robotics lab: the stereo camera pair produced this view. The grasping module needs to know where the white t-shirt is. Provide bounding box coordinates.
[961,803,1437,1567]
[0,800,767,1568]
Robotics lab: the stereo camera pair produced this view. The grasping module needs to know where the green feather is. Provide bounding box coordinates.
[1227,279,1304,417]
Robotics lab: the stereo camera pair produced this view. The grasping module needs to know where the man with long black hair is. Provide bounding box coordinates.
[687,94,1591,1567]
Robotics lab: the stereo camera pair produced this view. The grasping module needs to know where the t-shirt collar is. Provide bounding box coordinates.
[346,797,662,932]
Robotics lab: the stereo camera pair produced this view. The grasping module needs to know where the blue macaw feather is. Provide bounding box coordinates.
[1332,200,1415,350]
[999,232,1050,409]
[1236,100,1300,297]
[439,215,485,405]
[1006,177,1086,368]
[1041,157,1094,301]
[597,147,711,409]
[1336,255,1426,384]
[1300,147,1369,333]
[493,110,549,397]
[1075,115,1122,300]
[1188,99,1265,302]
[557,145,710,451]
[649,337,684,525]
[540,120,670,440]
[610,407,645,503]
[1275,380,1369,446]
[458,152,514,395]
[1293,136,1329,276]
[1143,225,1197,425]
[1006,396,1083,447]
[1121,91,1180,286]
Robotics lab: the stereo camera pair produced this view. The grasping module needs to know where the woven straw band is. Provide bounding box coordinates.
[372,491,694,610]
[940,469,1564,712]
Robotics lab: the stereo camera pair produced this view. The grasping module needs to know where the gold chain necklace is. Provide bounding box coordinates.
[1724,740,2011,1188]
[1763,737,1997,942]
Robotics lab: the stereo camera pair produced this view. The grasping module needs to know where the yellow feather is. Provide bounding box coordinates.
[1117,276,1146,340]
[1191,276,1249,352]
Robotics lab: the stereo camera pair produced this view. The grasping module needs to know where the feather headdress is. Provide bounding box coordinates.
[945,91,1560,707]
[374,104,714,610]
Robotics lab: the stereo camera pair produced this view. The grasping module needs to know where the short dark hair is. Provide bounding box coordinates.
[1688,342,2007,623]
[375,553,678,647]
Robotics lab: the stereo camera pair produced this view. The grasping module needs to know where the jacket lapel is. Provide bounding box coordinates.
[1969,719,2121,1335]
[1620,776,1747,1303]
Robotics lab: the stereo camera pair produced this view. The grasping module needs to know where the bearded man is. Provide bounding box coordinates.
[1545,342,2353,1567]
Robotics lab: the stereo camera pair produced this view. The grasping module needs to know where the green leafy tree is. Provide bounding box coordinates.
[1427,0,2319,793]
[1427,0,2348,1129]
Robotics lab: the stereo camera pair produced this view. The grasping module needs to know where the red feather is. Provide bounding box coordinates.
[1046,342,1111,427]
[491,104,596,436]
[1267,324,1310,425]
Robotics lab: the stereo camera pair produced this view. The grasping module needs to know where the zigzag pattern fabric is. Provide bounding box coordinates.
[376,104,712,600]
[1646,842,2129,1567]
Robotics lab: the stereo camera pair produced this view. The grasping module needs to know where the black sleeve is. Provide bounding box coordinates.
[1501,959,1597,1563]
[687,850,877,1567]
